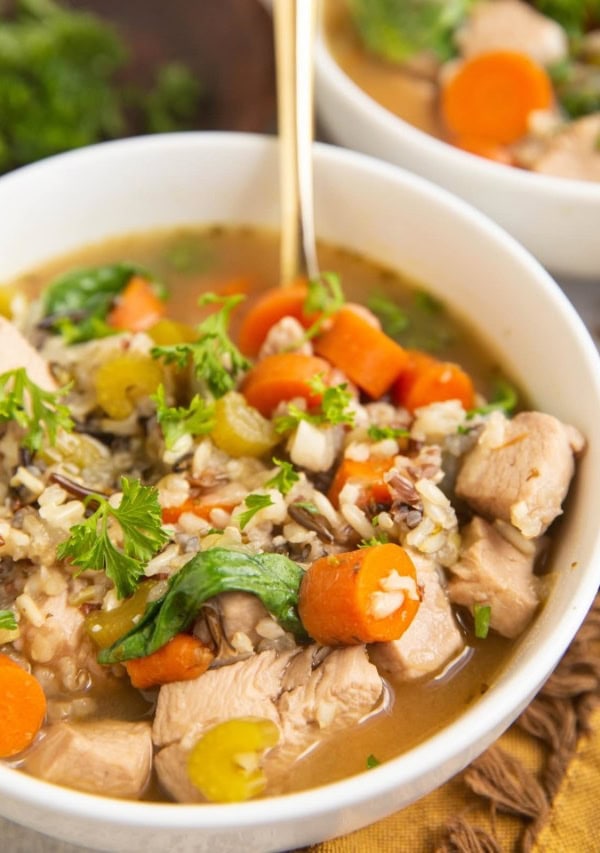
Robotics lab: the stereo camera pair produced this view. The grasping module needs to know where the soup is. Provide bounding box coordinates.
[325,0,600,182]
[0,226,582,802]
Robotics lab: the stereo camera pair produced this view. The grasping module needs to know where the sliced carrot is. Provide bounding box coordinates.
[328,457,395,509]
[107,275,166,332]
[391,349,436,406]
[125,633,214,689]
[0,658,46,757]
[314,308,409,398]
[454,135,514,165]
[162,500,237,525]
[0,653,20,670]
[241,352,330,417]
[441,50,553,146]
[393,353,475,412]
[237,282,311,356]
[298,543,421,645]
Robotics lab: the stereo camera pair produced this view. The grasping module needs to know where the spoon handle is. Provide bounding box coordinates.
[274,0,320,284]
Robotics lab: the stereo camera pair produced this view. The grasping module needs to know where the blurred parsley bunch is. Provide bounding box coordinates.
[0,0,202,173]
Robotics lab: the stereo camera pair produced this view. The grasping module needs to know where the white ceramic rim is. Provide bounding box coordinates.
[0,131,599,832]
[314,21,600,203]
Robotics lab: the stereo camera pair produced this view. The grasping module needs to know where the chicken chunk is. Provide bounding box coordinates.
[264,646,382,786]
[448,516,541,638]
[24,720,153,799]
[454,0,568,66]
[455,411,584,538]
[0,316,56,390]
[152,648,296,748]
[369,551,464,681]
[530,115,600,182]
[153,646,383,802]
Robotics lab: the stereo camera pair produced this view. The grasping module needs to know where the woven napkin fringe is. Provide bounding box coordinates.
[436,592,600,852]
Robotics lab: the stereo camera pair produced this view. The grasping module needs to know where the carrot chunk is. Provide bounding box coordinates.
[392,351,475,412]
[0,656,47,757]
[241,352,330,417]
[162,500,237,525]
[237,282,311,356]
[107,275,166,332]
[327,457,394,509]
[441,50,553,146]
[299,544,421,645]
[314,308,409,398]
[125,634,213,689]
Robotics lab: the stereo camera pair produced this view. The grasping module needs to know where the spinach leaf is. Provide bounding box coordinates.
[42,262,164,343]
[97,548,306,664]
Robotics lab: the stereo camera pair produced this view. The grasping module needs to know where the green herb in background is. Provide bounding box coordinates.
[0,0,202,173]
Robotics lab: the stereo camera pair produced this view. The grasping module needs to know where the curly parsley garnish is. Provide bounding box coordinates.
[367,425,410,441]
[265,458,300,496]
[274,376,355,434]
[151,293,250,398]
[0,368,73,451]
[302,272,345,340]
[152,384,214,450]
[467,378,518,419]
[56,477,169,599]
[237,493,274,530]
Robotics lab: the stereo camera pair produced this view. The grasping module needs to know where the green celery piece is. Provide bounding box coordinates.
[98,548,306,663]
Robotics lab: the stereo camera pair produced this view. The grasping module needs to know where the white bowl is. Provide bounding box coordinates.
[314,15,600,282]
[1,133,599,852]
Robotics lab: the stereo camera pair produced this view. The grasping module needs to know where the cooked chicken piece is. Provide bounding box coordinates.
[0,316,56,390]
[152,648,296,748]
[369,551,464,680]
[455,411,584,538]
[153,645,383,802]
[18,591,110,690]
[196,591,273,661]
[264,646,382,787]
[24,720,153,799]
[454,0,568,66]
[155,742,204,804]
[447,516,541,638]
[530,115,600,182]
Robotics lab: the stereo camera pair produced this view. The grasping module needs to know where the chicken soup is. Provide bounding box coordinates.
[0,225,583,801]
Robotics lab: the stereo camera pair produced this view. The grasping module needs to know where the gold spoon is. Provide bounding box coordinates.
[274,0,320,284]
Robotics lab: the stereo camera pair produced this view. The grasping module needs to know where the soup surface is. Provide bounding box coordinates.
[325,0,600,182]
[0,226,582,803]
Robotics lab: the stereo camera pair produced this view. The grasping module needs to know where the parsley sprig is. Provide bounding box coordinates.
[152,384,214,450]
[264,458,300,495]
[302,272,345,340]
[237,493,274,530]
[57,477,169,598]
[0,368,73,451]
[367,425,410,441]
[151,293,250,398]
[274,375,355,434]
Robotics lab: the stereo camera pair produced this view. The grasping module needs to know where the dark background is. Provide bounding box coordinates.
[68,0,277,133]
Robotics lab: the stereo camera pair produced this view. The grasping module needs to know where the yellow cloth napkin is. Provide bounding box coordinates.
[310,707,600,851]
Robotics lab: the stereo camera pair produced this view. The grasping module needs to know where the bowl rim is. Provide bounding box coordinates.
[0,131,599,833]
[314,18,600,201]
